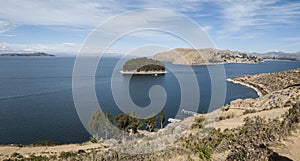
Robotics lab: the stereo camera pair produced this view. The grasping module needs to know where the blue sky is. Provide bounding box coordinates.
[0,0,299,55]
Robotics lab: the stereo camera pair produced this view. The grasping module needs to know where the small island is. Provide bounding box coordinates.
[0,52,55,57]
[121,57,166,75]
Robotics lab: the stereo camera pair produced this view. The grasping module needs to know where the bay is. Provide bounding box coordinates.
[0,56,299,144]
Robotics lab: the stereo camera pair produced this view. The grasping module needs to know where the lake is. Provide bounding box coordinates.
[0,56,299,144]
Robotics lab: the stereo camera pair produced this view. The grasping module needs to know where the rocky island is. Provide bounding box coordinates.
[120,57,166,75]
[0,52,55,57]
[153,48,261,65]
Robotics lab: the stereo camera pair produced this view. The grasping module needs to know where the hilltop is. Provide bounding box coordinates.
[153,48,261,65]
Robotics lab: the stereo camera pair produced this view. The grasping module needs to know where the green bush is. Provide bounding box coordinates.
[89,136,98,143]
[191,116,205,129]
[181,128,225,160]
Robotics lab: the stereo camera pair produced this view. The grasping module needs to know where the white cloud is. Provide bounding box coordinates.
[0,0,299,52]
[62,42,76,46]
[0,0,206,27]
[74,9,214,54]
[0,0,209,36]
[0,0,127,28]
[218,0,300,33]
[1,1,298,36]
[202,25,212,32]
[0,42,80,54]
[0,20,16,33]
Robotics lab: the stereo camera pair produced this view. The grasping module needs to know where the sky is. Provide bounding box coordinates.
[0,0,299,55]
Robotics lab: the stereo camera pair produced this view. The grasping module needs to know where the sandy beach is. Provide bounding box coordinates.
[227,78,263,97]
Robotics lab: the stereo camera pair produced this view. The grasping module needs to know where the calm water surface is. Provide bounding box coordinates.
[0,57,299,144]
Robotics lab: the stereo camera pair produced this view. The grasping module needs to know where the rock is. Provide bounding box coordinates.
[103,139,118,147]
[173,125,185,133]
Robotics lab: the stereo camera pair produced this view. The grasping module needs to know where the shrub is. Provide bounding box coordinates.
[191,116,205,129]
[181,128,225,160]
[219,113,234,121]
[59,151,77,159]
[243,109,257,115]
[89,136,98,143]
[11,152,23,158]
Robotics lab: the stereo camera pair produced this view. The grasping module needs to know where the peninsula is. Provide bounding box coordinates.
[0,52,55,57]
[153,48,261,65]
[121,57,166,75]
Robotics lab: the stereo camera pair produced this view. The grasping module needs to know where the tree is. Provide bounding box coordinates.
[114,113,143,135]
[114,114,131,138]
[105,112,113,125]
[114,114,130,132]
[127,113,143,134]
[88,109,112,139]
[104,112,113,138]
[123,57,165,72]
[144,115,157,132]
[160,110,166,129]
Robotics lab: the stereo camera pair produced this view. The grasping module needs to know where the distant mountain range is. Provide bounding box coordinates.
[251,51,300,61]
[0,52,55,57]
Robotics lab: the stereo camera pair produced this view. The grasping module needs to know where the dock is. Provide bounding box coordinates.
[181,109,199,116]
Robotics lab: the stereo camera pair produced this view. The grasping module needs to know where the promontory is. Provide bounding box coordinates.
[153,48,261,65]
[0,52,55,57]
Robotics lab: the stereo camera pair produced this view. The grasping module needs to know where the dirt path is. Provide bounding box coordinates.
[206,107,289,131]
[0,142,104,159]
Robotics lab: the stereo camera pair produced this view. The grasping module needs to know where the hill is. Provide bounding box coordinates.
[153,48,260,65]
[121,57,165,75]
[252,51,300,61]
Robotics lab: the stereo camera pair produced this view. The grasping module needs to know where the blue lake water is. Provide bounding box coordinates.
[0,57,299,144]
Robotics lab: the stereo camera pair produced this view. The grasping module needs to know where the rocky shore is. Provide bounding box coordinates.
[227,78,263,97]
[120,70,166,75]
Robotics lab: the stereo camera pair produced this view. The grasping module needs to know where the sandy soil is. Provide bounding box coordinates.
[269,128,300,161]
[0,142,105,159]
[206,107,290,131]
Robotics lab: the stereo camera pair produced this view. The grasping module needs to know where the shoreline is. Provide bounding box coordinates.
[227,78,263,97]
[120,70,167,75]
